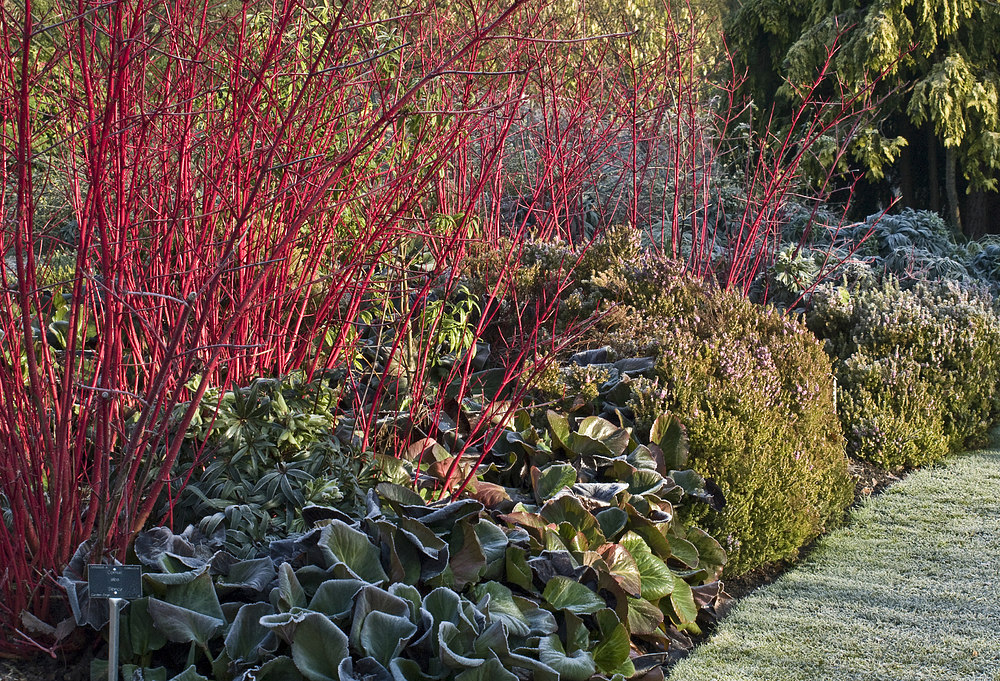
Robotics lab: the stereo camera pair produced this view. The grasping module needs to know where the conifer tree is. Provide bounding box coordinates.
[726,0,1000,234]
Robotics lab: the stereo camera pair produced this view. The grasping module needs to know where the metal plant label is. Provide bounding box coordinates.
[87,565,142,599]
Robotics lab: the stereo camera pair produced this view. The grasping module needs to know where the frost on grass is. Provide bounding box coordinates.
[669,448,1000,681]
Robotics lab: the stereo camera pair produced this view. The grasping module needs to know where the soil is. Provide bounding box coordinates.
[0,460,907,681]
[0,649,93,681]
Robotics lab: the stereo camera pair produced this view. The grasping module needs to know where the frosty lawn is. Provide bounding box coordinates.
[669,446,1000,681]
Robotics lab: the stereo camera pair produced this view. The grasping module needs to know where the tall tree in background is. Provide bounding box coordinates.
[726,0,1000,236]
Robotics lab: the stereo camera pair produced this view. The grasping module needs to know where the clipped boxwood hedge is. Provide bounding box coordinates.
[475,228,854,577]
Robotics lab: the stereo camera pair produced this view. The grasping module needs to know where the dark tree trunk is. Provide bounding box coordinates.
[945,146,961,236]
[928,127,940,214]
[964,191,1000,238]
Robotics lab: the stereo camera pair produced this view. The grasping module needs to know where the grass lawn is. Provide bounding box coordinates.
[668,446,1000,681]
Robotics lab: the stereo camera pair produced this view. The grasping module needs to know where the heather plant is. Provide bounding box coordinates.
[807,279,1000,468]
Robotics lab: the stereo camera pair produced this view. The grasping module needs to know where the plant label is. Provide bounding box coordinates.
[88,565,142,599]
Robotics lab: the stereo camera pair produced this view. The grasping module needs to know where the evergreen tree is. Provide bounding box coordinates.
[726,0,1000,235]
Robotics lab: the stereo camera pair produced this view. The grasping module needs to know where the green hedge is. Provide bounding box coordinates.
[807,279,1000,469]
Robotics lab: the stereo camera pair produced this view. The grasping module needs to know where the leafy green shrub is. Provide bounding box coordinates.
[483,228,853,576]
[807,279,1000,469]
[165,375,375,556]
[63,415,726,681]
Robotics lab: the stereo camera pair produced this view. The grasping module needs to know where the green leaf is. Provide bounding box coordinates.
[120,598,167,659]
[277,562,307,611]
[668,575,699,626]
[626,445,660,471]
[687,527,727,578]
[628,468,666,495]
[338,657,391,681]
[308,578,366,620]
[224,602,275,664]
[289,611,349,681]
[541,576,604,615]
[546,410,572,454]
[146,598,224,645]
[537,635,596,681]
[470,582,531,638]
[349,586,412,654]
[563,611,589,654]
[438,621,484,669]
[669,536,700,569]
[650,414,688,470]
[591,609,631,674]
[218,557,276,593]
[360,610,418,668]
[446,519,486,590]
[513,597,558,635]
[620,533,674,601]
[454,658,518,681]
[569,417,631,457]
[149,568,225,621]
[246,656,304,681]
[595,507,628,541]
[166,666,209,681]
[539,496,605,549]
[376,482,425,508]
[121,666,167,681]
[505,546,534,592]
[389,658,438,681]
[474,520,509,580]
[531,464,577,502]
[599,544,642,597]
[626,596,663,635]
[318,521,388,584]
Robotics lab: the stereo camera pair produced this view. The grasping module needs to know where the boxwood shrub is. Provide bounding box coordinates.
[807,279,1000,469]
[473,229,854,577]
